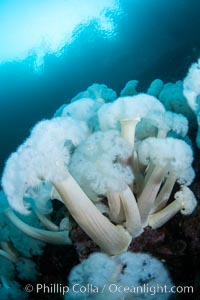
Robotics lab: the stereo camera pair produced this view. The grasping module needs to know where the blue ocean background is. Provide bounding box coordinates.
[0,0,200,176]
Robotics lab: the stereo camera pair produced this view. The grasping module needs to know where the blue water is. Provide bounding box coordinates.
[0,0,200,176]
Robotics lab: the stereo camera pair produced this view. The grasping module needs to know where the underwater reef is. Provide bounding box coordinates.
[0,60,200,300]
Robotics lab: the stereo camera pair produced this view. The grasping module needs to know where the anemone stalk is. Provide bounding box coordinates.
[53,174,132,255]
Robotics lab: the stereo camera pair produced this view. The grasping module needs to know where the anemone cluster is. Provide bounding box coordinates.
[66,251,173,300]
[0,62,199,299]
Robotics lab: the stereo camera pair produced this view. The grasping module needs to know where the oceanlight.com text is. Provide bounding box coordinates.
[24,282,194,296]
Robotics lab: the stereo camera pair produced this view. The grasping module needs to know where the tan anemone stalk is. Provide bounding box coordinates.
[150,173,177,213]
[106,192,125,224]
[107,185,143,238]
[34,209,60,231]
[148,186,197,229]
[119,185,143,237]
[119,118,140,152]
[137,137,195,227]
[151,166,195,214]
[53,174,132,255]
[118,118,144,230]
[4,208,72,245]
[137,165,166,226]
